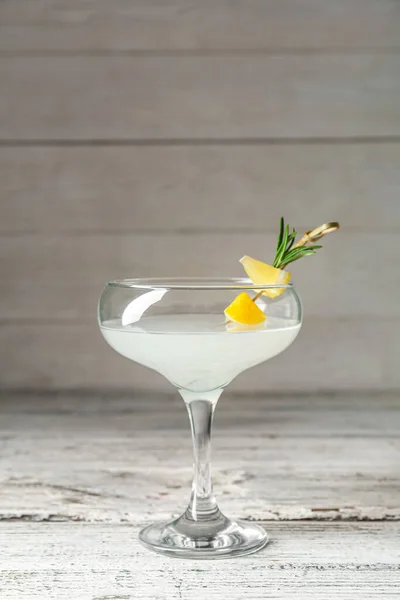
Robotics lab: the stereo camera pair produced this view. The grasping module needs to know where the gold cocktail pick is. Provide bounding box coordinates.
[225,219,340,325]
[251,221,339,302]
[293,222,340,249]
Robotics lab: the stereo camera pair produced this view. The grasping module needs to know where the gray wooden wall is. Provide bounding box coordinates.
[1,0,399,393]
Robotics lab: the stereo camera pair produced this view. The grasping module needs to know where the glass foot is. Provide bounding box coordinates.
[139,516,268,559]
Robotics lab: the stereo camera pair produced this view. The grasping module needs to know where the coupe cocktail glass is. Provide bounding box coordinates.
[98,278,302,558]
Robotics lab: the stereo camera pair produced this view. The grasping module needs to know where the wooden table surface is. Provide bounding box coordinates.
[0,391,399,599]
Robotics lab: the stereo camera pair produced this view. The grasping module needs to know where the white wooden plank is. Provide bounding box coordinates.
[0,318,397,391]
[1,144,399,233]
[1,55,400,139]
[0,394,399,522]
[0,523,399,600]
[0,232,398,319]
[1,0,400,52]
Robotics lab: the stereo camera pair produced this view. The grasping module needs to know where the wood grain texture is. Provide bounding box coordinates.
[1,0,400,52]
[0,393,399,522]
[0,523,398,599]
[0,232,398,319]
[1,144,400,233]
[1,55,400,139]
[0,523,399,600]
[1,318,398,391]
[0,393,398,598]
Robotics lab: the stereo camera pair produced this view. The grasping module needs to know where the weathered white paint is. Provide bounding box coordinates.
[0,393,399,522]
[0,394,398,597]
[1,145,399,233]
[1,55,400,139]
[0,523,399,599]
[1,0,400,52]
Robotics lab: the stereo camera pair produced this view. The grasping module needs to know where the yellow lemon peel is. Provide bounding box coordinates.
[223,218,339,326]
[240,255,291,299]
[224,292,266,325]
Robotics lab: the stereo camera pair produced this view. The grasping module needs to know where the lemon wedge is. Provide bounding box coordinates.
[240,255,291,299]
[224,292,266,325]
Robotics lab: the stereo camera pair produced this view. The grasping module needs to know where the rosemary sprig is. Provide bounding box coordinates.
[273,217,322,269]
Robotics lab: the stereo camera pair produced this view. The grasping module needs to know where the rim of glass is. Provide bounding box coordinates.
[107,277,294,290]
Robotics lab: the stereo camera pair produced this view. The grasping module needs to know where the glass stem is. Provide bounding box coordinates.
[182,392,222,522]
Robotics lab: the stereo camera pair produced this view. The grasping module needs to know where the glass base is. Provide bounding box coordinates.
[139,516,269,559]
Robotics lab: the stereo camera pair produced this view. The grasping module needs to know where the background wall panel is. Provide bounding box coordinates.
[0,145,399,232]
[1,0,400,52]
[0,0,399,392]
[0,319,397,391]
[1,55,400,140]
[0,232,397,319]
